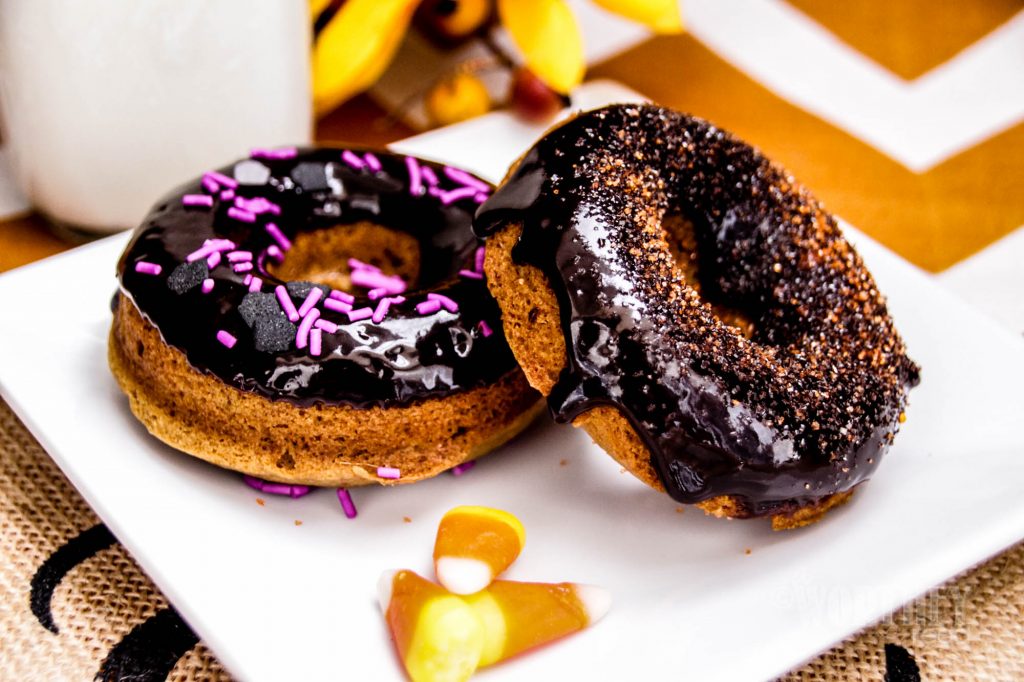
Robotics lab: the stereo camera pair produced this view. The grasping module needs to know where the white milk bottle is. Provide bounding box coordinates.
[0,1,312,234]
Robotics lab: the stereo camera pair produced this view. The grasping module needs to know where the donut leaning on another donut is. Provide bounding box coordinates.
[110,147,541,487]
[475,105,920,529]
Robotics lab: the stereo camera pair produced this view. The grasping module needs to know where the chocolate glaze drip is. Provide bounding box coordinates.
[475,105,920,515]
[118,148,517,408]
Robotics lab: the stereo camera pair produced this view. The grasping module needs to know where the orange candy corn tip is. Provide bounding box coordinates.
[465,579,611,667]
[433,506,526,594]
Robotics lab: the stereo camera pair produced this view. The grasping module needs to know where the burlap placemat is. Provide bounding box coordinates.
[0,398,1020,680]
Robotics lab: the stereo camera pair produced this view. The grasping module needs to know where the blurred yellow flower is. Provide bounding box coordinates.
[312,0,683,115]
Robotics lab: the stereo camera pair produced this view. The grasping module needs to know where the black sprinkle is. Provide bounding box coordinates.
[287,280,330,299]
[254,315,297,352]
[884,643,921,682]
[238,291,282,327]
[292,162,330,191]
[30,524,116,634]
[96,607,199,682]
[233,159,271,185]
[166,261,209,294]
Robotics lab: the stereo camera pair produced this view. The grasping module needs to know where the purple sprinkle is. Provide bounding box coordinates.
[227,250,253,262]
[243,274,253,286]
[288,485,311,498]
[186,245,217,262]
[459,269,483,280]
[206,170,238,189]
[182,194,214,208]
[266,245,284,263]
[251,146,297,160]
[187,238,235,263]
[216,330,237,348]
[364,153,382,173]
[207,251,222,269]
[405,156,423,196]
[427,292,459,312]
[342,150,365,169]
[351,270,405,294]
[259,481,312,498]
[275,285,301,322]
[444,166,490,193]
[439,186,478,205]
[202,176,219,193]
[474,193,489,203]
[367,287,388,300]
[474,246,486,273]
[295,308,320,349]
[201,278,215,294]
[227,206,256,223]
[337,488,357,519]
[324,297,352,314]
[297,287,323,317]
[266,223,291,251]
[479,320,493,337]
[244,475,265,491]
[376,466,401,480]
[421,166,439,187]
[233,262,253,273]
[329,289,354,303]
[416,299,442,315]
[248,276,263,292]
[220,189,236,201]
[314,319,338,334]
[372,298,392,323]
[309,327,323,356]
[348,258,380,273]
[388,295,406,304]
[347,307,373,322]
[134,261,161,276]
[235,196,281,215]
[428,185,444,198]
[451,461,476,476]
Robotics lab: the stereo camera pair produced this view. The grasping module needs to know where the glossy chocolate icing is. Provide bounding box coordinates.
[475,105,920,515]
[118,148,517,408]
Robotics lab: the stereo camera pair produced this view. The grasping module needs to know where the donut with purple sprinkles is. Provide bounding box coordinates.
[109,147,540,488]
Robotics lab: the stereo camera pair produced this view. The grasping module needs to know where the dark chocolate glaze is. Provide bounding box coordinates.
[475,105,920,516]
[118,147,517,408]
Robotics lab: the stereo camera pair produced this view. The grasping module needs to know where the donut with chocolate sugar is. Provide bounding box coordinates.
[475,105,919,529]
[110,147,541,487]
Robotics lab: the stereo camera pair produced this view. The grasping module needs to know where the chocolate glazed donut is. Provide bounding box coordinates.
[475,105,920,529]
[110,147,540,487]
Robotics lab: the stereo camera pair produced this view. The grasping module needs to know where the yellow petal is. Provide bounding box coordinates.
[592,0,683,33]
[311,0,419,115]
[308,0,333,20]
[498,0,584,94]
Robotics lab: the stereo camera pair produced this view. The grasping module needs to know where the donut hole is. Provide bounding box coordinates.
[266,221,422,293]
[660,212,755,338]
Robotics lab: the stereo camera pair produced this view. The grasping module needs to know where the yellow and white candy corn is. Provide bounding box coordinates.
[433,506,525,595]
[378,569,484,682]
[466,579,611,667]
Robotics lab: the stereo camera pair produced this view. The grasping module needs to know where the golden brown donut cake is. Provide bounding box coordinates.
[475,105,919,529]
[110,147,540,487]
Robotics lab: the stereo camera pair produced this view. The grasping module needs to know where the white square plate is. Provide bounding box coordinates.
[1,82,1023,681]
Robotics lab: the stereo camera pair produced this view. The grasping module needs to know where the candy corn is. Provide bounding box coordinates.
[466,579,611,667]
[433,506,525,594]
[379,570,611,681]
[379,569,484,682]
